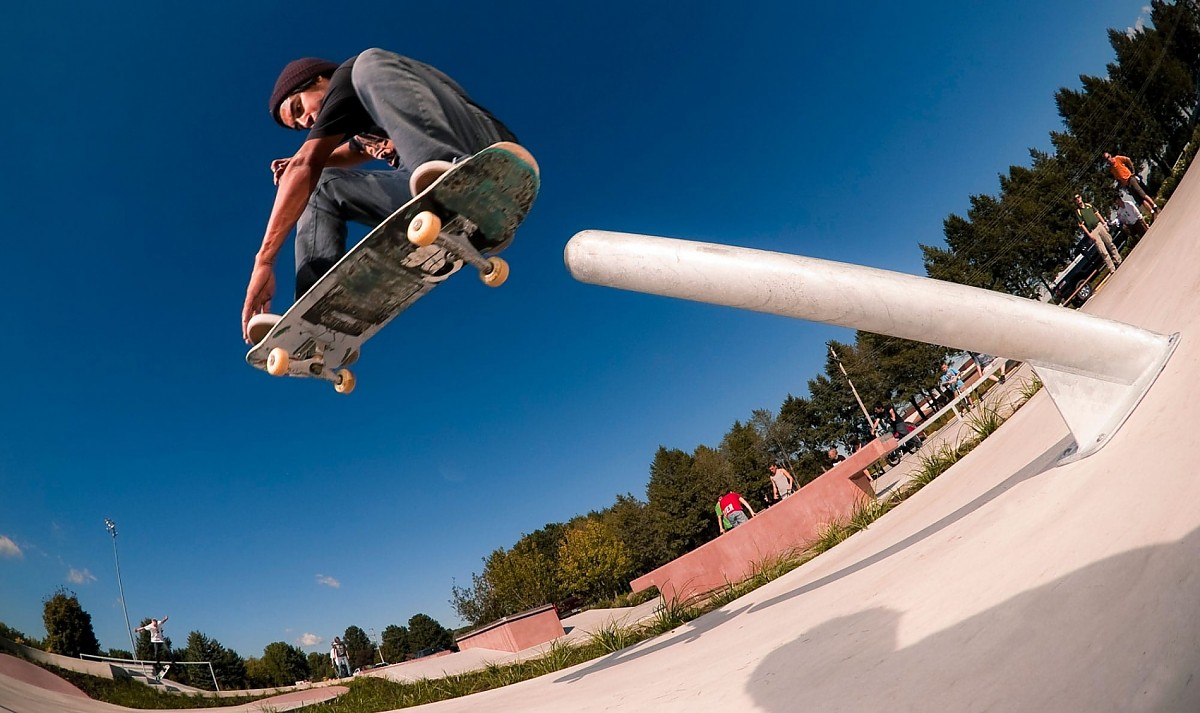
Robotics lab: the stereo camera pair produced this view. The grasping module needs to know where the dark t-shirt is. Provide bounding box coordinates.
[309,58,374,141]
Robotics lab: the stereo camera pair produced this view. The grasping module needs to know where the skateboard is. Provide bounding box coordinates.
[246,142,539,393]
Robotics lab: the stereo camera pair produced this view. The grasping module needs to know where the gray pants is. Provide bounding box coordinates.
[1089,223,1123,272]
[295,48,509,298]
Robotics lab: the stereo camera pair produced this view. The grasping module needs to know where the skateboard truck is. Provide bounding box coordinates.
[408,212,509,287]
[266,341,356,394]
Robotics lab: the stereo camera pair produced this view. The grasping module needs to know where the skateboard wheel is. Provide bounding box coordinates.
[481,256,509,287]
[343,349,360,367]
[333,369,356,395]
[408,211,441,247]
[266,347,290,376]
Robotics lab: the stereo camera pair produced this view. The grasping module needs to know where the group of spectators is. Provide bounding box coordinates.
[1074,152,1158,275]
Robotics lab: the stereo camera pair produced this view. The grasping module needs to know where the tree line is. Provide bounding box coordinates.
[1,587,456,690]
[450,2,1200,628]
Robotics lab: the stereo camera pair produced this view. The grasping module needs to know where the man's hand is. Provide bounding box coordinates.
[242,263,276,343]
[271,158,291,185]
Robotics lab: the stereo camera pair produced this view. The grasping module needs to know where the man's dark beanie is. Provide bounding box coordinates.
[269,57,339,126]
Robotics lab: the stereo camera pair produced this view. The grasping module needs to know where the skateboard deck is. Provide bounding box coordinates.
[246,142,539,392]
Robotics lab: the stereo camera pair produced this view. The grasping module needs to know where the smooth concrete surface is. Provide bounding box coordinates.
[3,167,1199,712]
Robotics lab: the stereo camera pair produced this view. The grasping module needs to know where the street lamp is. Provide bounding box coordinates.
[370,628,386,666]
[104,519,136,656]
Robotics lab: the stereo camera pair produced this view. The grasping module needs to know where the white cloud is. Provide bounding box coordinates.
[0,535,22,559]
[316,574,341,589]
[297,632,323,648]
[67,568,96,585]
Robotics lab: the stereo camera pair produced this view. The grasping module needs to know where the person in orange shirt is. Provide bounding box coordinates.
[1103,152,1158,217]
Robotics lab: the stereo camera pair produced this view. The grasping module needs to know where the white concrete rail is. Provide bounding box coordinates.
[564,230,1178,458]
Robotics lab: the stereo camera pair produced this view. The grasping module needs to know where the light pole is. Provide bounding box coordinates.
[104,519,136,656]
[370,628,386,666]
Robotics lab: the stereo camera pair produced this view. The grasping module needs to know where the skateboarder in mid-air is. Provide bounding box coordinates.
[242,48,521,344]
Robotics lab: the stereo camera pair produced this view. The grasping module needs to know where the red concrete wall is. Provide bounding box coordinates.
[629,441,885,603]
[455,604,565,653]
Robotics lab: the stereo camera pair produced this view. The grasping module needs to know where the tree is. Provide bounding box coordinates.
[250,642,308,687]
[597,493,668,578]
[179,630,246,690]
[763,402,827,486]
[1108,22,1197,176]
[720,420,772,503]
[41,587,100,658]
[0,622,38,648]
[306,651,334,681]
[380,624,411,663]
[450,528,564,626]
[855,330,948,419]
[922,148,1080,298]
[646,447,724,557]
[341,626,376,671]
[557,518,633,601]
[407,614,455,653]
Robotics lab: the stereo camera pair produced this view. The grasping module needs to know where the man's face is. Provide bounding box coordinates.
[281,78,329,130]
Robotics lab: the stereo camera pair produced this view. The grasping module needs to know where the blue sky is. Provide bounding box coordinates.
[1,1,1150,658]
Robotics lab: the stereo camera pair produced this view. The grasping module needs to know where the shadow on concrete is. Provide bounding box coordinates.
[553,605,754,684]
[748,527,1200,712]
[748,435,1073,615]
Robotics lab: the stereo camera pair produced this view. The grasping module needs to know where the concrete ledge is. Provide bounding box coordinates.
[0,638,116,679]
[630,453,878,603]
[456,604,565,653]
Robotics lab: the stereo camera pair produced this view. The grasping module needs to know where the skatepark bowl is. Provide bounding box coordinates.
[6,163,1200,713]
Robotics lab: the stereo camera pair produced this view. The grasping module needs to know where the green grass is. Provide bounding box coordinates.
[1017,375,1043,405]
[901,440,968,494]
[586,619,641,654]
[964,392,1006,441]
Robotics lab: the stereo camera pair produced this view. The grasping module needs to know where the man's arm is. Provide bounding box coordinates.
[242,134,345,341]
[740,497,756,517]
[272,142,376,184]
